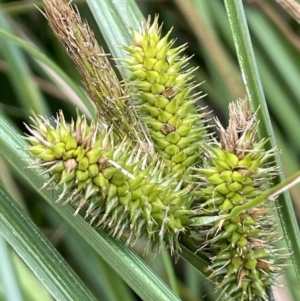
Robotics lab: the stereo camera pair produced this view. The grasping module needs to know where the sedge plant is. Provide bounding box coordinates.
[1,0,300,301]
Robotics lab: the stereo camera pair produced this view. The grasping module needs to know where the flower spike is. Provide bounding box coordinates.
[121,16,209,173]
[193,100,287,300]
[24,110,194,254]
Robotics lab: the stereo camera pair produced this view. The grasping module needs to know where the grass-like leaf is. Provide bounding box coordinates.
[0,237,24,301]
[0,28,95,118]
[0,183,97,301]
[0,9,49,115]
[86,0,144,72]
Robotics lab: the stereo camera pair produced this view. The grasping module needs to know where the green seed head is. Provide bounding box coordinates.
[24,110,194,254]
[121,16,208,174]
[193,100,287,300]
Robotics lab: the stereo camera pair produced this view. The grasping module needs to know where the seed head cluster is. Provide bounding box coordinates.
[23,1,289,300]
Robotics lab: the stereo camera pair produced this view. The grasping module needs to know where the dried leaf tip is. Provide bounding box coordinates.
[215,99,258,155]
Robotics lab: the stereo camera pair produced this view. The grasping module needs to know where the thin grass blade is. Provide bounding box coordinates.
[0,237,24,301]
[0,28,95,118]
[0,9,49,115]
[0,184,98,301]
[86,0,144,65]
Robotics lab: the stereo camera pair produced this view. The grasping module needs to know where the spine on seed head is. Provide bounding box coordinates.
[121,16,208,173]
[24,110,194,253]
[194,100,287,300]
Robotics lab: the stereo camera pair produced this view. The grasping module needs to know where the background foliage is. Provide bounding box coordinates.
[0,0,299,300]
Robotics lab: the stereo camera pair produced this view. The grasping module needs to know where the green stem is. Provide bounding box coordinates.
[192,169,300,226]
[228,170,300,219]
[161,250,180,297]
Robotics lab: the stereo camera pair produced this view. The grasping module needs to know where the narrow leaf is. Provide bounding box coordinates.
[0,28,95,118]
[0,184,97,301]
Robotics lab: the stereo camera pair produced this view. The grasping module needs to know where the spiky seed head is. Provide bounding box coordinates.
[193,100,287,300]
[121,16,208,174]
[24,110,194,254]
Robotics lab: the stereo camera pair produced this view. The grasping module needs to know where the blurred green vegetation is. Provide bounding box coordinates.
[0,0,299,300]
